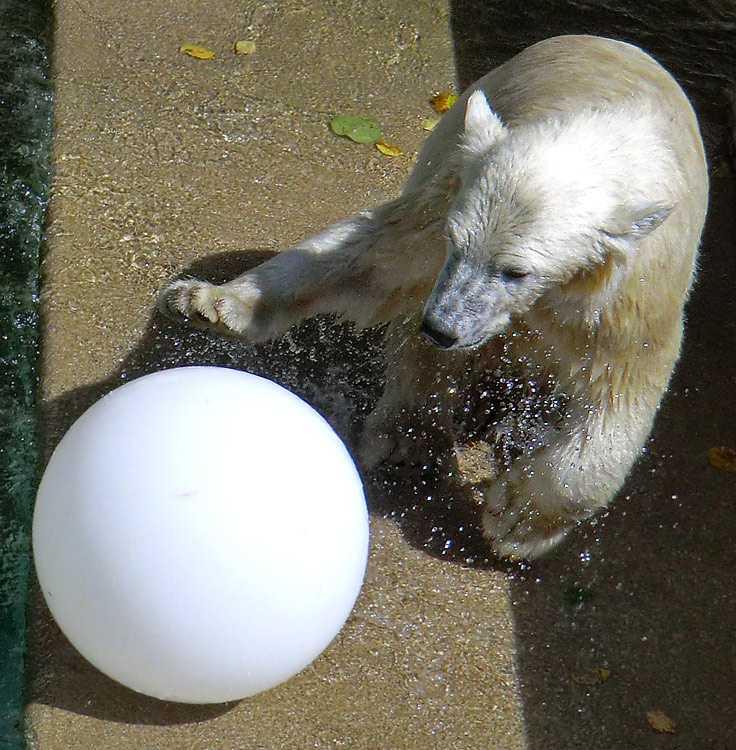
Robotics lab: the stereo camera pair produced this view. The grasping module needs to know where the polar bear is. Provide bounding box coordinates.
[161,35,708,559]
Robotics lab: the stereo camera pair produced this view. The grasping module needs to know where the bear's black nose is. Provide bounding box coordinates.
[419,319,458,349]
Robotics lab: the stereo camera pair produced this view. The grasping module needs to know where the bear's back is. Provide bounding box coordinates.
[406,35,707,214]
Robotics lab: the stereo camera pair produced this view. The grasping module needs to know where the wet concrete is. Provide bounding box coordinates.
[27,0,736,747]
[27,0,525,747]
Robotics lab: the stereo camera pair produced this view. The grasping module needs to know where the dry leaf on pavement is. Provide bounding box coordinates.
[179,44,215,60]
[646,709,677,734]
[429,92,458,114]
[708,445,736,472]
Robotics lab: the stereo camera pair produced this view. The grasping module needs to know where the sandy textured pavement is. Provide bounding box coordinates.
[26,0,526,747]
[26,0,736,748]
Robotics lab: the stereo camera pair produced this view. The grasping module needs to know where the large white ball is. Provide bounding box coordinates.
[33,366,369,704]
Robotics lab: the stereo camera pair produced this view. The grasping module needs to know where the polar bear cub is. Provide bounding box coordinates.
[162,35,708,559]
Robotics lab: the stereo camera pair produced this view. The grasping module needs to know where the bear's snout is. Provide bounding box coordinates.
[419,317,459,349]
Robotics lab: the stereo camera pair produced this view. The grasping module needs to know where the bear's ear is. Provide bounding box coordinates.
[463,90,507,155]
[600,201,675,248]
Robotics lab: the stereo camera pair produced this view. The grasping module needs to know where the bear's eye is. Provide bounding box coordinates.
[501,268,529,281]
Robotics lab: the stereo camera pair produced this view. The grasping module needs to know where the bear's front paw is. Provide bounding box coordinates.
[359,407,454,475]
[359,419,438,473]
[481,466,580,560]
[359,425,399,471]
[159,278,262,339]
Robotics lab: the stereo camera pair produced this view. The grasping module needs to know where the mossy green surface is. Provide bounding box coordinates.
[0,1,52,746]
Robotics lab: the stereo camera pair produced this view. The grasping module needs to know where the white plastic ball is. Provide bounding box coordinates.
[33,366,368,704]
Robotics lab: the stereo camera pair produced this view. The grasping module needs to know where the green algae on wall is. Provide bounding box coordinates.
[0,0,52,747]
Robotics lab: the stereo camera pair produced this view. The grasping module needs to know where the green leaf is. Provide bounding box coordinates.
[329,114,381,144]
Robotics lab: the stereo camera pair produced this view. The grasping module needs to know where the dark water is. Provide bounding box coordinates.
[0,0,52,747]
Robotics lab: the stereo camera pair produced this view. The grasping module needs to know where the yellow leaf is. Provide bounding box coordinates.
[375,140,402,157]
[572,666,611,685]
[646,710,677,734]
[179,44,215,60]
[420,117,440,132]
[430,92,458,115]
[708,445,736,472]
[235,40,256,55]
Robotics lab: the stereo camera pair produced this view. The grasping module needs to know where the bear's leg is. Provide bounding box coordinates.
[160,194,446,342]
[360,315,467,469]
[482,402,653,559]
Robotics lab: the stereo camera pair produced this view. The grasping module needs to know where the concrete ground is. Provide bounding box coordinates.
[26,0,736,748]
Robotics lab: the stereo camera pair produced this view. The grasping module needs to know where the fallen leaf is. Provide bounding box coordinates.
[646,710,677,734]
[420,116,441,132]
[329,114,381,144]
[708,445,736,472]
[234,40,256,55]
[430,92,457,114]
[375,140,402,157]
[572,666,611,685]
[179,44,215,60]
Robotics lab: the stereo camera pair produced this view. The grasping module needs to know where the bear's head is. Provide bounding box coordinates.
[420,90,678,350]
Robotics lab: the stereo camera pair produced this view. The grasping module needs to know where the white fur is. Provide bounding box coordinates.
[161,35,708,559]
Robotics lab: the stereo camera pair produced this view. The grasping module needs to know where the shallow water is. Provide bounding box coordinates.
[0,0,52,746]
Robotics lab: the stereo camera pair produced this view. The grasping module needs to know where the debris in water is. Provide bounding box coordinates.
[563,585,594,608]
[708,445,736,472]
[235,40,256,55]
[646,709,677,734]
[572,666,611,685]
[179,44,215,59]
